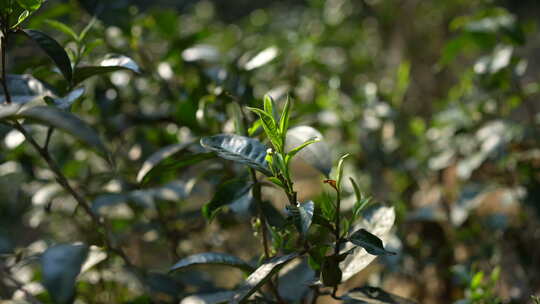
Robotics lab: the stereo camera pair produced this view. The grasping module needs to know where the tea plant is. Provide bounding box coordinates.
[169,95,400,303]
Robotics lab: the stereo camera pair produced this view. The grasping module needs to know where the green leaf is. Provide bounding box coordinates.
[278,95,291,135]
[287,138,320,161]
[285,126,332,177]
[231,253,299,304]
[13,106,108,157]
[0,74,53,104]
[349,229,395,256]
[136,142,194,183]
[263,94,275,119]
[22,29,73,83]
[342,286,418,304]
[308,245,329,271]
[73,55,141,85]
[16,0,41,11]
[44,19,79,41]
[286,201,314,237]
[41,244,88,304]
[336,153,350,191]
[12,10,30,28]
[200,134,271,176]
[247,106,281,151]
[268,177,286,189]
[170,252,254,273]
[202,178,253,221]
[321,255,343,287]
[350,177,371,219]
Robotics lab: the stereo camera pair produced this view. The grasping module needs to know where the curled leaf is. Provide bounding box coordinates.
[286,126,332,177]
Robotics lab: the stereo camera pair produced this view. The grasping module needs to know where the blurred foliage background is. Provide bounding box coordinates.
[1,0,540,303]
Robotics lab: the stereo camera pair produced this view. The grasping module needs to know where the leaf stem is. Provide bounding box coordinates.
[332,189,342,298]
[1,13,12,104]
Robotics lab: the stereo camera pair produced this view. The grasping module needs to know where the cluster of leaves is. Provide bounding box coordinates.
[1,0,539,303]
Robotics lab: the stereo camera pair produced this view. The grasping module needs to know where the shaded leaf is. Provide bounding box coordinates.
[22,29,73,83]
[343,286,418,304]
[73,55,141,85]
[0,74,54,104]
[286,201,314,237]
[137,142,194,183]
[170,252,254,273]
[286,126,332,177]
[14,106,108,157]
[44,19,79,41]
[202,178,253,221]
[349,229,396,256]
[200,134,271,176]
[41,244,89,304]
[340,205,395,281]
[231,253,299,303]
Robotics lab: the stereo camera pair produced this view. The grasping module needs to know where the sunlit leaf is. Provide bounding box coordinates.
[41,244,88,304]
[286,126,332,177]
[170,252,254,273]
[231,253,299,303]
[200,134,271,176]
[335,153,350,190]
[73,55,141,85]
[243,46,279,71]
[22,29,73,83]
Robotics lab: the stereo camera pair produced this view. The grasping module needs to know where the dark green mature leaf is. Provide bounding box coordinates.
[231,253,299,304]
[343,286,418,304]
[41,244,89,304]
[22,29,73,83]
[286,201,314,237]
[13,106,108,157]
[16,0,41,11]
[286,126,332,177]
[200,134,271,176]
[340,205,395,281]
[73,55,141,85]
[137,142,194,183]
[349,229,395,256]
[202,178,253,221]
[0,103,24,120]
[170,252,254,273]
[0,74,54,104]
